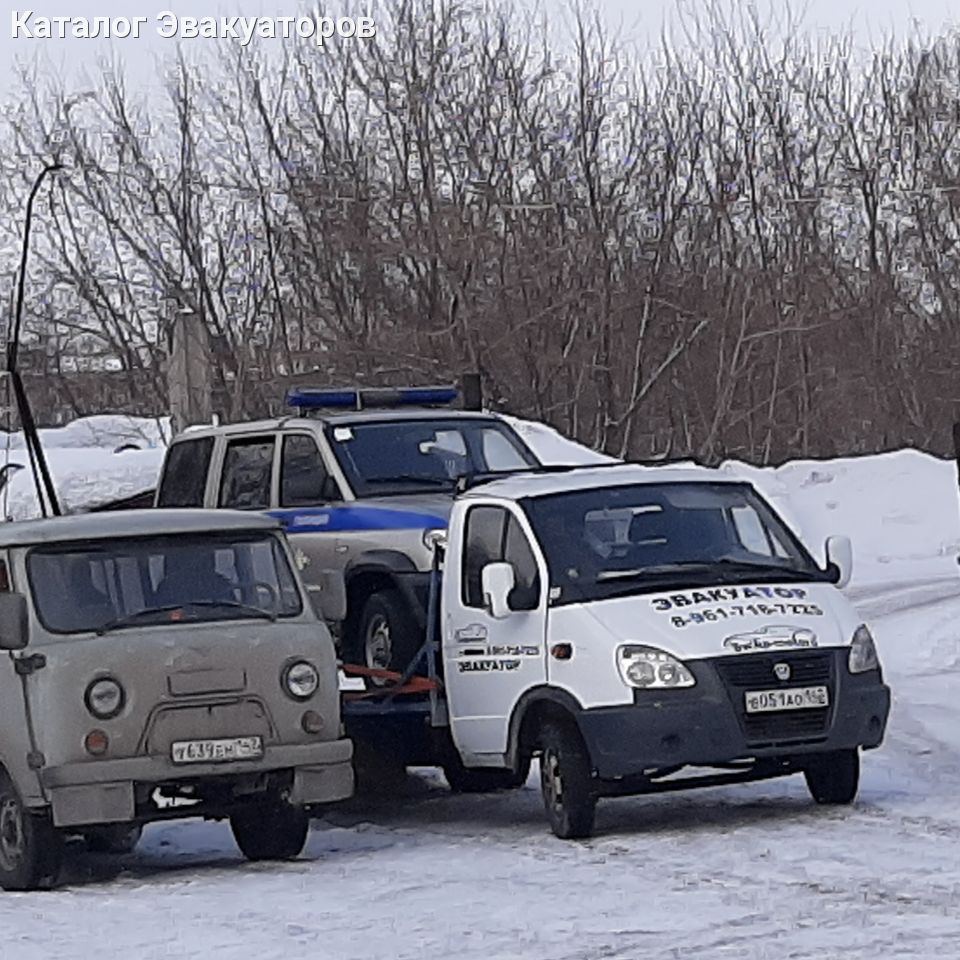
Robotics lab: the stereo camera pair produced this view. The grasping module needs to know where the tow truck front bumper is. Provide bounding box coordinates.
[575,650,890,782]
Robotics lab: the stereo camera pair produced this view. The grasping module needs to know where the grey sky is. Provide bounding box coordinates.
[2,0,959,104]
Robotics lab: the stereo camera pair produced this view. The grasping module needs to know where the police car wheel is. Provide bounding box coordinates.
[0,770,63,891]
[230,801,309,861]
[803,749,860,805]
[355,590,419,684]
[539,721,597,839]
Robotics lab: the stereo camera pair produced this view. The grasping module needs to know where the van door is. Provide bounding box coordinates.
[442,501,547,764]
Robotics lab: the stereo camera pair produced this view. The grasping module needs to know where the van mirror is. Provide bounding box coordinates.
[308,571,347,623]
[0,593,28,650]
[481,562,515,620]
[825,535,853,589]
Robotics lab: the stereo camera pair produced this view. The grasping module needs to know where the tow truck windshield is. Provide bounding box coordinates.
[326,417,538,497]
[27,532,303,634]
[523,481,831,604]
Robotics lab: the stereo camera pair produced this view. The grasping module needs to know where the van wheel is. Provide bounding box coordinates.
[84,823,143,855]
[354,590,420,684]
[0,771,63,891]
[804,749,860,805]
[539,721,597,839]
[443,755,531,793]
[230,802,309,861]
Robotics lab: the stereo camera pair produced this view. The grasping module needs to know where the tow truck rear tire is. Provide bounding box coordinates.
[443,755,531,793]
[354,590,420,684]
[230,802,309,861]
[0,771,63,891]
[804,749,860,805]
[539,721,597,840]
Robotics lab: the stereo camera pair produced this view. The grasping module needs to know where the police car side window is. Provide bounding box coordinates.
[219,437,275,510]
[280,435,331,507]
[462,506,507,608]
[157,437,214,507]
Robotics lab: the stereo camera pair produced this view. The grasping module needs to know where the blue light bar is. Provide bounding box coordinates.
[286,385,460,411]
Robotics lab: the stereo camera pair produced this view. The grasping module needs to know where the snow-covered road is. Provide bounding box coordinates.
[6,580,960,960]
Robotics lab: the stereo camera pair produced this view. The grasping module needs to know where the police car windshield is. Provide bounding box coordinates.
[27,532,303,635]
[326,418,538,497]
[523,481,828,604]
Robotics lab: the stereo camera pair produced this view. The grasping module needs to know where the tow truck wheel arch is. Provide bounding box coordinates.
[504,686,588,778]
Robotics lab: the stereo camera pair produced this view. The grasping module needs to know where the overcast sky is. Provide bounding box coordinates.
[2,0,959,104]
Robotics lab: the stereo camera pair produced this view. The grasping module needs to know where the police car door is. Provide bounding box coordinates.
[442,500,547,764]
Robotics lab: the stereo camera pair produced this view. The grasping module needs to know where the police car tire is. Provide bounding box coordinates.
[0,770,63,891]
[230,802,309,861]
[355,590,420,678]
[803,749,860,805]
[539,721,597,839]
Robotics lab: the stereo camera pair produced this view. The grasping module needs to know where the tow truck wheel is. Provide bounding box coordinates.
[539,721,597,840]
[354,590,420,685]
[230,801,309,861]
[804,749,860,805]
[0,770,63,891]
[443,755,531,793]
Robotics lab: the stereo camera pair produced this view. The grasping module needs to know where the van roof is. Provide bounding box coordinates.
[0,509,280,548]
[461,463,745,501]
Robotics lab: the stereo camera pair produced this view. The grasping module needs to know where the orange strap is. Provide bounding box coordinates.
[341,663,442,700]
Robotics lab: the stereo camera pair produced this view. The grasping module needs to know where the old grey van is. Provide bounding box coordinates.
[0,509,353,890]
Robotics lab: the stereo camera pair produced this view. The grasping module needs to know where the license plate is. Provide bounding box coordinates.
[744,686,829,713]
[171,736,264,764]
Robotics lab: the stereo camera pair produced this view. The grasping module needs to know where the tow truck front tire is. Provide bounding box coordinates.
[804,749,860,805]
[230,802,309,861]
[539,721,597,840]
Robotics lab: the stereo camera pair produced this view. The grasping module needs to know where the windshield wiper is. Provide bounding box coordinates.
[595,558,821,584]
[96,600,277,635]
[363,475,454,487]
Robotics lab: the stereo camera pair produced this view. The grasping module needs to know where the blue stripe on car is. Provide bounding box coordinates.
[267,505,447,534]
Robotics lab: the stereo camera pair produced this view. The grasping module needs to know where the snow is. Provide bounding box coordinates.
[3,416,960,958]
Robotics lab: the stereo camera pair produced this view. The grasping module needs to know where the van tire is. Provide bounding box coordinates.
[539,721,597,839]
[230,802,309,861]
[443,755,531,793]
[353,590,420,682]
[804,749,860,805]
[0,771,63,891]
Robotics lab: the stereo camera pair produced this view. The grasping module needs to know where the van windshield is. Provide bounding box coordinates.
[326,417,538,497]
[27,532,303,635]
[522,481,831,604]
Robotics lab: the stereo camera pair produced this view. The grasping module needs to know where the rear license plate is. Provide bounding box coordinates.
[744,686,829,713]
[171,736,264,765]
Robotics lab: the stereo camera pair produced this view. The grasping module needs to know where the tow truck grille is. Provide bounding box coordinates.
[714,651,835,746]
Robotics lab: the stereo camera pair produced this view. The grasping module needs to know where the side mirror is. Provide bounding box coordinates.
[307,570,347,623]
[481,562,516,620]
[825,535,853,589]
[0,593,28,651]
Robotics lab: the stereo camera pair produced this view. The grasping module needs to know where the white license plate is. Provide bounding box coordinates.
[744,686,829,713]
[171,736,264,765]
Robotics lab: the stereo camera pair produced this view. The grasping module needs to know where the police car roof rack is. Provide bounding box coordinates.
[287,384,461,414]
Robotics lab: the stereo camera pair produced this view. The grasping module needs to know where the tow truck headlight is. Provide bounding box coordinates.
[617,645,696,689]
[283,660,320,700]
[84,677,125,719]
[848,624,879,673]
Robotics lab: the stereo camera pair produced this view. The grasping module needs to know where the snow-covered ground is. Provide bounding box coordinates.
[3,416,960,958]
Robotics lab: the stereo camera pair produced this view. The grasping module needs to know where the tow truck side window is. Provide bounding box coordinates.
[280,434,332,507]
[462,506,541,611]
[219,437,275,510]
[157,437,214,507]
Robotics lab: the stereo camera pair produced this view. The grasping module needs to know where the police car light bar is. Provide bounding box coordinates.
[287,385,460,411]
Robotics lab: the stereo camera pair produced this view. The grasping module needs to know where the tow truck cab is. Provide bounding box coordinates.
[374,464,890,839]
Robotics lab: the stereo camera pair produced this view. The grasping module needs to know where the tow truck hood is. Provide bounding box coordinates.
[551,580,861,662]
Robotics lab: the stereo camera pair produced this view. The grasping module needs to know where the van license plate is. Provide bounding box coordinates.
[744,686,829,713]
[171,736,264,764]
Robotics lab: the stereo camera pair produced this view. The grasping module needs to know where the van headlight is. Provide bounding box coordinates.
[84,677,125,719]
[617,645,696,689]
[283,660,320,700]
[848,624,880,673]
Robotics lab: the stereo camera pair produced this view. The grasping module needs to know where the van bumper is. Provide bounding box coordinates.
[575,651,890,782]
[40,738,354,828]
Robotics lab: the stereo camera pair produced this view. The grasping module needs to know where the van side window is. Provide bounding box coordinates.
[219,437,275,510]
[280,435,332,507]
[503,515,541,611]
[462,506,507,608]
[156,437,214,507]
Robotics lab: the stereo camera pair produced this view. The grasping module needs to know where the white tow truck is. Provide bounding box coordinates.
[340,462,891,839]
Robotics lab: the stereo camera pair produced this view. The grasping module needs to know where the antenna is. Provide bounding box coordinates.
[7,164,64,518]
